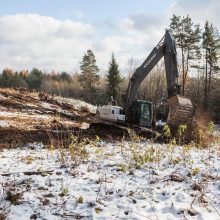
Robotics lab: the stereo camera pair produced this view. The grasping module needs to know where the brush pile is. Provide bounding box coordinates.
[0,88,96,147]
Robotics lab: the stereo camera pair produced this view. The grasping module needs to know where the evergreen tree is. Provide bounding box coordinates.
[202,21,220,108]
[27,68,43,90]
[11,72,28,88]
[106,54,123,101]
[0,68,28,88]
[79,49,100,103]
[169,14,201,95]
[60,72,71,82]
[0,68,14,87]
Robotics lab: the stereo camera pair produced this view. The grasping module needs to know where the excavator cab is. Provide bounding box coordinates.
[130,100,153,127]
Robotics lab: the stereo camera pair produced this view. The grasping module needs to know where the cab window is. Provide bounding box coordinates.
[141,103,150,120]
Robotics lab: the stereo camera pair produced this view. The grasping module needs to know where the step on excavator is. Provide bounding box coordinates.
[92,30,193,138]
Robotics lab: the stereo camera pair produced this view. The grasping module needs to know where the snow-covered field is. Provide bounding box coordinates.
[0,140,220,220]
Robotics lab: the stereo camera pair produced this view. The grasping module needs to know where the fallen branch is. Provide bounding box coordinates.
[1,170,54,176]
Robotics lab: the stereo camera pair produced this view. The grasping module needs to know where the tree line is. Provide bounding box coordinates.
[0,52,124,106]
[0,14,219,122]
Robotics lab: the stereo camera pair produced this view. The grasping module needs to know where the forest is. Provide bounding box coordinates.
[0,14,219,122]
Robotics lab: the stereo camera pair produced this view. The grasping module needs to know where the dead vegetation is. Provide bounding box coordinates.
[0,88,96,147]
[0,132,219,219]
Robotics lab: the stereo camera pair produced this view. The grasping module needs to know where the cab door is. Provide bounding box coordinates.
[139,102,152,127]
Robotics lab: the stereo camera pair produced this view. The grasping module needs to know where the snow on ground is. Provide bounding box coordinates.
[54,96,97,114]
[0,111,51,130]
[0,110,86,131]
[0,140,220,220]
[0,120,10,128]
[214,125,220,136]
[0,111,50,119]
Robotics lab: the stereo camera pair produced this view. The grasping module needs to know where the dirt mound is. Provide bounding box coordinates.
[0,88,96,147]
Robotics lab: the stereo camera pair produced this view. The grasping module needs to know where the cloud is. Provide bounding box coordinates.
[0,14,94,72]
[93,27,165,73]
[169,0,220,28]
[0,1,219,75]
[130,13,166,32]
[0,12,168,74]
[93,13,167,73]
[118,18,134,30]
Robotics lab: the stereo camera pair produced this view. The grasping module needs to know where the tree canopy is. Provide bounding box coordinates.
[106,53,123,101]
[79,49,100,103]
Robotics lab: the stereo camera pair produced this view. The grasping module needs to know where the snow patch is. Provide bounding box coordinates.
[0,141,220,219]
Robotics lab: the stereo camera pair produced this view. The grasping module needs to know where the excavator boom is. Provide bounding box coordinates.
[126,30,193,126]
[93,30,193,140]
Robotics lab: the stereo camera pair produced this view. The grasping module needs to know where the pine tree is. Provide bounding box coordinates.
[27,68,44,90]
[202,21,220,109]
[79,49,100,103]
[169,14,201,95]
[106,54,123,101]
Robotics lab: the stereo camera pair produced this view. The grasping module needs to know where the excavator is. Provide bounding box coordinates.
[93,30,193,137]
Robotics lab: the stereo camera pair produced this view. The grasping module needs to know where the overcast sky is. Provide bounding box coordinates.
[0,0,219,74]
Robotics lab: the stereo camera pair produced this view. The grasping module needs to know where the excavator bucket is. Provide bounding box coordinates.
[167,95,193,125]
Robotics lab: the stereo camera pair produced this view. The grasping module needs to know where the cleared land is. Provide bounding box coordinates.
[0,88,96,147]
[0,88,219,219]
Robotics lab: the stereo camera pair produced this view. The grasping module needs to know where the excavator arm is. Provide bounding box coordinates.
[125,30,193,125]
[126,38,164,113]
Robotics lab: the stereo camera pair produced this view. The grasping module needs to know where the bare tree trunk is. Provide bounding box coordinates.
[204,49,208,109]
[181,47,185,96]
[207,66,212,104]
